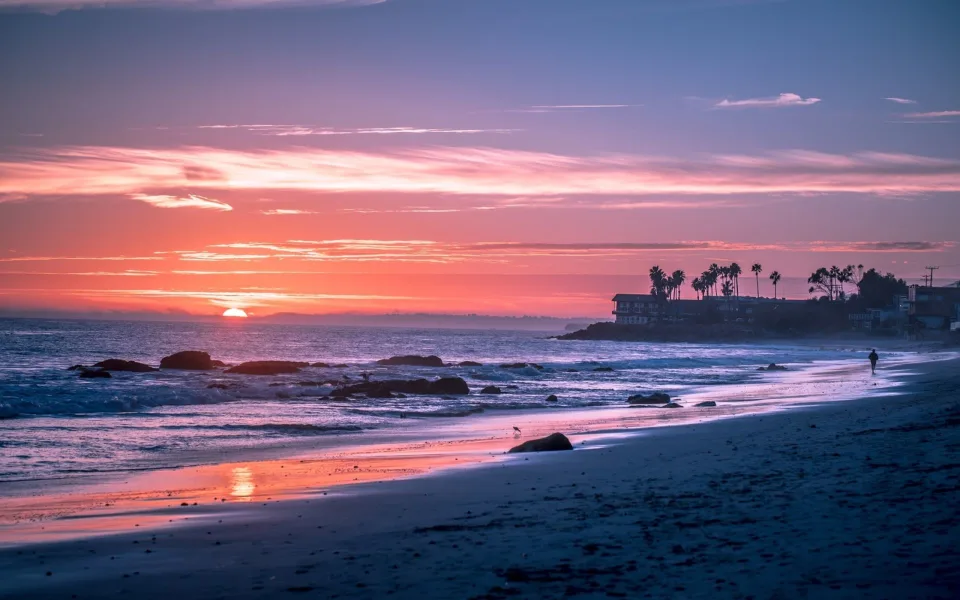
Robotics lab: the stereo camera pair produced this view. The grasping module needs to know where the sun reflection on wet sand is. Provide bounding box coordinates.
[230,467,255,500]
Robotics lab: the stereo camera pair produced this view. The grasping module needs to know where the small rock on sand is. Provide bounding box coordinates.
[508,432,573,453]
[695,401,717,407]
[628,392,671,405]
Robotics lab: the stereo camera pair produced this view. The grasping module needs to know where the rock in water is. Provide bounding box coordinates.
[695,401,717,407]
[481,386,503,395]
[429,377,470,395]
[758,363,788,371]
[592,367,614,372]
[546,394,558,402]
[628,392,671,405]
[225,361,309,375]
[499,362,545,370]
[376,355,445,367]
[509,433,574,453]
[92,359,158,373]
[79,369,111,379]
[458,361,483,367]
[331,377,469,397]
[160,351,216,370]
[663,402,683,408]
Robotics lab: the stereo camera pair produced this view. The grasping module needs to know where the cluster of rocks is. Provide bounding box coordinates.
[758,363,789,371]
[331,377,470,399]
[626,391,718,409]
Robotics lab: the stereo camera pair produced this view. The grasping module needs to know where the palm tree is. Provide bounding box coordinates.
[729,263,742,298]
[670,270,686,300]
[648,265,668,299]
[769,271,781,299]
[692,277,703,300]
[708,263,720,296]
[751,263,763,298]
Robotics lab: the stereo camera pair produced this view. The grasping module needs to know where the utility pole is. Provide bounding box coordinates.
[925,266,939,287]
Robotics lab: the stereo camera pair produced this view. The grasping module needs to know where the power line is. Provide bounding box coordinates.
[925,265,939,287]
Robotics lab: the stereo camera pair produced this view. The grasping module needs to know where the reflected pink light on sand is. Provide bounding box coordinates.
[230,467,256,500]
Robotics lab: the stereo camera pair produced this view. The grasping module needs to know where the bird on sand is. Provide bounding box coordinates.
[513,426,521,434]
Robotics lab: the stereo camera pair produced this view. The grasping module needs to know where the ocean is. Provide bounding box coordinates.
[0,318,898,482]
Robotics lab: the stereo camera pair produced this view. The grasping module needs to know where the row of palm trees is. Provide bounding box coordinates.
[650,263,783,302]
[808,265,863,301]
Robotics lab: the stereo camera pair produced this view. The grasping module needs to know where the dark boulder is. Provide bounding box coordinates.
[332,377,469,397]
[509,432,573,453]
[79,369,111,379]
[500,362,544,370]
[545,394,558,402]
[160,351,216,370]
[211,360,228,367]
[628,392,671,405]
[430,377,470,395]
[758,363,788,371]
[376,355,444,367]
[695,401,717,407]
[481,386,503,395]
[663,402,683,408]
[592,367,615,372]
[458,361,483,367]
[225,361,309,375]
[93,359,158,373]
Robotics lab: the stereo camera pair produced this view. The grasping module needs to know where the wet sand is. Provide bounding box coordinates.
[1,356,959,598]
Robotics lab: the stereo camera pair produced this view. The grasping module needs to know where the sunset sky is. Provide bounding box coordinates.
[1,0,958,318]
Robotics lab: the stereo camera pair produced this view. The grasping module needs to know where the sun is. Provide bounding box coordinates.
[222,307,248,318]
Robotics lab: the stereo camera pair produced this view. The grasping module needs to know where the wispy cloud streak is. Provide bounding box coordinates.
[715,92,820,109]
[2,145,959,199]
[130,193,233,211]
[198,124,516,136]
[885,97,917,105]
[903,110,960,119]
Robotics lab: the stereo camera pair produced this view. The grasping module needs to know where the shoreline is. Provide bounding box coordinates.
[0,352,947,544]
[2,355,958,598]
[1,355,958,597]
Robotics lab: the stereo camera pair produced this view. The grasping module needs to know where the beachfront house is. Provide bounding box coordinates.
[612,294,663,324]
[908,284,960,330]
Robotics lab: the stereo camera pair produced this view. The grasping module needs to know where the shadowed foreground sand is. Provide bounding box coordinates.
[2,358,959,599]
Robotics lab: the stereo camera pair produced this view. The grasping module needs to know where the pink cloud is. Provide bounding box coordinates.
[1,145,959,201]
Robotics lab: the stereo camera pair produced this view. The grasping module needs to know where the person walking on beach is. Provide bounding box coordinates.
[869,349,879,375]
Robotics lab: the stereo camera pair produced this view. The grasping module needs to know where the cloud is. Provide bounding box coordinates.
[903,110,960,119]
[130,193,233,211]
[0,255,163,262]
[811,241,955,253]
[715,93,821,109]
[885,97,917,105]
[260,208,317,215]
[0,0,384,13]
[62,288,412,309]
[2,145,960,200]
[198,124,517,136]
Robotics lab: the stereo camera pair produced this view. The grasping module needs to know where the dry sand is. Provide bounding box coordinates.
[2,357,959,599]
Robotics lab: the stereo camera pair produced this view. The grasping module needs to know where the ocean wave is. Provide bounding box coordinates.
[345,406,486,418]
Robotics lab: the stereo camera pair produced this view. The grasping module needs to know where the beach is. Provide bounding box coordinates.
[2,352,958,599]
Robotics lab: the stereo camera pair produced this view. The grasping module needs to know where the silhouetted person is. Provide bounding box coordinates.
[869,349,879,375]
